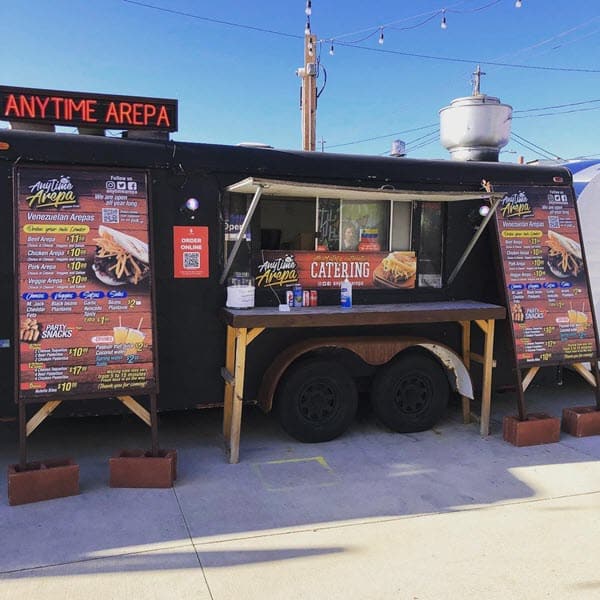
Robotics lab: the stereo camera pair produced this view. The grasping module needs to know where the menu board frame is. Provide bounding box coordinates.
[493,183,599,370]
[12,163,159,404]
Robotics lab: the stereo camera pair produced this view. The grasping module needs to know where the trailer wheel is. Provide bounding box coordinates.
[276,358,358,443]
[371,352,449,433]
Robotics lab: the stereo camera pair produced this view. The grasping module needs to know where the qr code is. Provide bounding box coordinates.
[548,216,560,229]
[102,208,120,224]
[183,252,200,270]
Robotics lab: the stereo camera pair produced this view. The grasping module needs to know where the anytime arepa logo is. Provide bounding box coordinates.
[500,191,533,219]
[26,176,77,209]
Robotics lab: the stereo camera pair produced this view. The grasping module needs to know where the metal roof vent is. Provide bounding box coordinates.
[439,66,512,162]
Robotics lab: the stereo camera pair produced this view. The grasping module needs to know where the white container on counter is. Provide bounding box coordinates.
[226,272,255,309]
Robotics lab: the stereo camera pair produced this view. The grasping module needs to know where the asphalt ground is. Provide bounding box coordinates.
[1,370,599,600]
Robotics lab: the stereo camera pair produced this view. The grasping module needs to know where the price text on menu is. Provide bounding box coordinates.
[15,166,157,401]
[494,185,596,367]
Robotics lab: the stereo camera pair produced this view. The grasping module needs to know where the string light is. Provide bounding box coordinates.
[440,9,447,29]
[329,43,335,55]
[305,18,311,35]
[515,0,522,7]
[378,27,384,44]
[308,39,314,56]
[305,0,312,16]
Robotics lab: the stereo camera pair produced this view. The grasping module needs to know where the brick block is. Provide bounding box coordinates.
[562,406,600,437]
[503,413,561,447]
[109,449,177,488]
[8,458,79,506]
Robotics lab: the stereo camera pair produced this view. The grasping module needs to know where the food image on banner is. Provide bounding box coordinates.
[256,251,416,290]
[15,166,157,401]
[494,186,597,367]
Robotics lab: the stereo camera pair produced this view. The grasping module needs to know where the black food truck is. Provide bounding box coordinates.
[2,88,595,464]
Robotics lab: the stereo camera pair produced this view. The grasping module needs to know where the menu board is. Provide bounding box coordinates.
[15,166,156,401]
[494,185,597,367]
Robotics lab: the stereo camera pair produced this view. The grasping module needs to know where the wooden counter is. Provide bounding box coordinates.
[221,300,506,462]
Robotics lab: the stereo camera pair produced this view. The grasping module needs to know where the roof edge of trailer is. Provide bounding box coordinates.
[0,129,573,188]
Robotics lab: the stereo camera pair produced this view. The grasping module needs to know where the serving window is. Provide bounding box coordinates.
[257,196,410,254]
[221,178,490,291]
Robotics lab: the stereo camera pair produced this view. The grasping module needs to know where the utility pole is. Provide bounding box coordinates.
[299,32,317,151]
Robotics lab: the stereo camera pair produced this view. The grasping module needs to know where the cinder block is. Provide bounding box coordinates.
[109,449,177,488]
[503,413,561,447]
[562,406,600,437]
[8,458,79,506]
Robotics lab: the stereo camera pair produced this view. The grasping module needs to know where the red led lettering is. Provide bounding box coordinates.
[20,96,36,118]
[34,96,50,118]
[143,104,156,124]
[132,103,144,126]
[120,102,132,125]
[156,106,170,127]
[104,101,118,124]
[4,94,20,117]
[50,97,65,119]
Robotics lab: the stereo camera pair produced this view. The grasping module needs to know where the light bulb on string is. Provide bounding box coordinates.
[441,10,447,29]
[305,0,312,16]
[515,0,522,7]
[305,19,311,35]
[378,28,384,45]
[308,40,314,56]
[329,43,334,56]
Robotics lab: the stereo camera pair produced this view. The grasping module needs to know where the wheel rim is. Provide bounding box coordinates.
[297,379,340,423]
[392,372,433,416]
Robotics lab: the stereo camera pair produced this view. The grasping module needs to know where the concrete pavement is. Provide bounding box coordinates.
[1,371,599,599]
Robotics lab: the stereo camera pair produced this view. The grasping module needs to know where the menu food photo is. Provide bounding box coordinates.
[16,166,156,401]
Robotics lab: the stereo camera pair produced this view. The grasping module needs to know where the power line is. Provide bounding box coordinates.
[513,104,600,119]
[511,132,561,160]
[122,0,302,40]
[326,97,600,150]
[123,0,600,74]
[333,40,600,73]
[326,123,438,149]
[514,98,600,113]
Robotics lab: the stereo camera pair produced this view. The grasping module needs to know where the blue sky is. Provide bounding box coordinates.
[2,0,599,162]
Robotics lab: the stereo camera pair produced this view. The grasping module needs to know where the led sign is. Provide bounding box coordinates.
[0,85,177,131]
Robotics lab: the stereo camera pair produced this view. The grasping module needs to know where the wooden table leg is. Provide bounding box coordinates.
[479,318,495,437]
[459,321,471,424]
[223,325,236,442]
[228,327,248,464]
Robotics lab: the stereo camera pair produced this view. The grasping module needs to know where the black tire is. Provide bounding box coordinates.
[276,358,358,443]
[371,351,449,433]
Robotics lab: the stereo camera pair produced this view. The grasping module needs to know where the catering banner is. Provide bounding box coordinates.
[15,166,157,401]
[257,250,416,290]
[494,185,597,366]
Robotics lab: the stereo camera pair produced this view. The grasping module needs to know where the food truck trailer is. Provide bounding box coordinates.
[3,87,595,464]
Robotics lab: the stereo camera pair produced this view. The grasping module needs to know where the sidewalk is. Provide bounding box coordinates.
[1,373,599,599]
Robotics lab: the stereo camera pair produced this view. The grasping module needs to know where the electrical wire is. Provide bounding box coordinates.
[122,0,302,40]
[123,0,600,74]
[333,40,600,73]
[514,98,600,113]
[513,105,600,119]
[326,123,438,149]
[328,0,469,41]
[511,132,561,160]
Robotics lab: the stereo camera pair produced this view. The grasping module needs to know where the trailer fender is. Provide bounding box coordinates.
[415,343,473,400]
[257,336,473,412]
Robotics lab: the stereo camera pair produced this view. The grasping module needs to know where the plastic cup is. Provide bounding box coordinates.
[113,326,129,344]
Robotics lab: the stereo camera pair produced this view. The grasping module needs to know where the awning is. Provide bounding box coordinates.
[226,177,491,203]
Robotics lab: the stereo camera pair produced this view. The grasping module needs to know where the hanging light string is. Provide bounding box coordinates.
[324,0,506,48]
[123,1,600,74]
